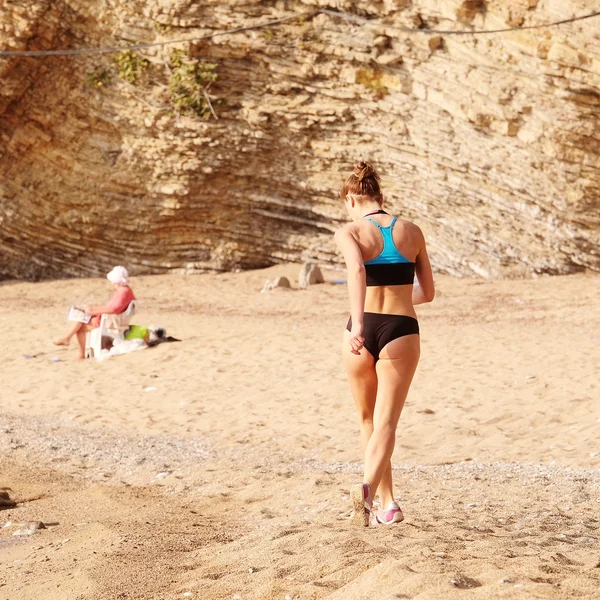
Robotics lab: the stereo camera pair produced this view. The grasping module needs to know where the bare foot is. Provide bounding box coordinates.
[53,338,70,347]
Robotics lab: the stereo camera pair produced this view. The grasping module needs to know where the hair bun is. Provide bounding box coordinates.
[340,161,381,200]
[354,161,375,182]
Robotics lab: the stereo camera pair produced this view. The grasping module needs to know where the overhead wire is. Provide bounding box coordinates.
[0,12,317,57]
[320,8,600,36]
[0,8,598,57]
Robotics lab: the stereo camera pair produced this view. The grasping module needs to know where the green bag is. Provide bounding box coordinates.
[125,325,148,341]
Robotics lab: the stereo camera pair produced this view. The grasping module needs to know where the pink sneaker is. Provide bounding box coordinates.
[350,483,373,527]
[375,502,404,525]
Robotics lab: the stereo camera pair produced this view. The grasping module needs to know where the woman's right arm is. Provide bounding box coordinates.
[83,304,110,315]
[413,226,435,305]
[335,226,366,354]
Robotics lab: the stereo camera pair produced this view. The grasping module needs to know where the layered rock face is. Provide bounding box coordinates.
[0,0,598,279]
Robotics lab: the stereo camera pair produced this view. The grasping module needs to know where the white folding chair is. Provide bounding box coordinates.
[85,301,136,358]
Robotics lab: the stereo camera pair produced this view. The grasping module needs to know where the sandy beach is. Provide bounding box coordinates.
[1,266,599,599]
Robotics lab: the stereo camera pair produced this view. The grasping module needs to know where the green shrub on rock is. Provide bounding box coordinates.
[115,50,149,85]
[168,49,218,119]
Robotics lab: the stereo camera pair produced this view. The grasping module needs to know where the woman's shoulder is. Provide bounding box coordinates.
[116,285,136,299]
[392,219,426,254]
[394,218,423,236]
[335,222,361,239]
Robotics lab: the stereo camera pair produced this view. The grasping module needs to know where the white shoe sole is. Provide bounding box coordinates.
[376,510,404,525]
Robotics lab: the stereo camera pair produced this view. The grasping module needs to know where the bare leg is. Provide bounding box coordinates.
[54,321,83,346]
[363,335,420,502]
[75,329,87,359]
[74,323,96,359]
[342,332,394,506]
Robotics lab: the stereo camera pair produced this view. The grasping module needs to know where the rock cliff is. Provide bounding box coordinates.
[0,0,598,279]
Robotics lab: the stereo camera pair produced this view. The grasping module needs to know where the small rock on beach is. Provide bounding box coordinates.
[261,276,292,292]
[0,489,17,508]
[298,263,324,288]
[12,522,46,537]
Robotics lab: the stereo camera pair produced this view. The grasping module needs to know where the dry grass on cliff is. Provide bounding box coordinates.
[1,267,599,599]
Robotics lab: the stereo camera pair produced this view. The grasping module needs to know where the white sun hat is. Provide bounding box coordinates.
[106,265,129,286]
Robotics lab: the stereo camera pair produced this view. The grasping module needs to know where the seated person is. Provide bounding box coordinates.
[54,266,136,359]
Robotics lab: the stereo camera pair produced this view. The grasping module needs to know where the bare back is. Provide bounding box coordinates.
[347,214,427,318]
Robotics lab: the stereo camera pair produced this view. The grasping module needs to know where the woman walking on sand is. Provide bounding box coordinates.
[335,162,435,526]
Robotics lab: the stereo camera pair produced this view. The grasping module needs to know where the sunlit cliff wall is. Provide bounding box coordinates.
[0,0,598,279]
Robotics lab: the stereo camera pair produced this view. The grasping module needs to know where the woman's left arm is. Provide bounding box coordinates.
[335,227,366,355]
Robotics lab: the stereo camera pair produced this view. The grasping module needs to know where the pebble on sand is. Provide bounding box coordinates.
[0,489,17,508]
[12,522,46,537]
[450,575,482,589]
[261,276,292,292]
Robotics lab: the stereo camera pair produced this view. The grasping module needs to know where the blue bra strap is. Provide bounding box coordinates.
[363,216,382,228]
[363,216,397,230]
